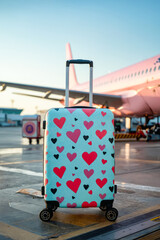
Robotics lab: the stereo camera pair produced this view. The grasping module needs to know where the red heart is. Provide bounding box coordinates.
[46,130,49,136]
[88,141,92,145]
[82,151,97,165]
[56,182,61,187]
[96,130,107,139]
[45,178,48,186]
[112,166,115,174]
[56,146,64,153]
[66,129,81,143]
[101,111,106,117]
[82,201,97,208]
[53,166,66,179]
[88,190,93,195]
[53,117,66,129]
[82,109,96,117]
[84,121,94,130]
[66,178,81,193]
[112,119,114,126]
[99,193,106,199]
[57,132,61,137]
[96,178,107,188]
[102,159,107,164]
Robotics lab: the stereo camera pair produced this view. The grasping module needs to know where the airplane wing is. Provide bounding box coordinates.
[0,81,122,108]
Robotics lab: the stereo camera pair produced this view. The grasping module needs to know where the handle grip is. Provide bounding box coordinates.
[66,59,93,67]
[65,59,93,107]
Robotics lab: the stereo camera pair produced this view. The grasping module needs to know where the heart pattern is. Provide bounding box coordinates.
[44,108,115,208]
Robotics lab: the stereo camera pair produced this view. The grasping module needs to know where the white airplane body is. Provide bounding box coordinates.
[0,43,160,118]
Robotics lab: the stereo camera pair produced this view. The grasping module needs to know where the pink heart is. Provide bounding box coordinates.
[82,109,96,117]
[68,109,76,114]
[56,197,64,203]
[66,129,81,143]
[84,169,94,178]
[84,121,94,130]
[101,111,106,117]
[99,193,106,199]
[56,146,64,153]
[101,170,106,174]
[67,203,77,208]
[99,145,105,151]
[67,153,77,162]
[101,122,105,126]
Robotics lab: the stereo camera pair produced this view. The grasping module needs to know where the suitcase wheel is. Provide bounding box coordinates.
[105,208,118,221]
[39,208,53,222]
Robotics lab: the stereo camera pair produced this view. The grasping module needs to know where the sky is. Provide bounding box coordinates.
[0,0,160,114]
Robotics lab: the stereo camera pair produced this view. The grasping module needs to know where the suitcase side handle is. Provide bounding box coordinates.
[65,59,93,107]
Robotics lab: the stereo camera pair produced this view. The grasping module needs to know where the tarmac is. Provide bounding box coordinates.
[0,127,160,240]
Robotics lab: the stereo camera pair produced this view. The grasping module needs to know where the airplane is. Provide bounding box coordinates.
[0,43,160,125]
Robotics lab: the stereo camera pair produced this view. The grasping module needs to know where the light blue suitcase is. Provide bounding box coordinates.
[40,60,118,222]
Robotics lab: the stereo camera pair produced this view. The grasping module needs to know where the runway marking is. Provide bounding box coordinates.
[116,157,160,164]
[116,181,160,192]
[0,166,43,177]
[0,221,43,240]
[0,148,22,155]
[0,166,160,192]
[0,159,42,165]
[57,204,160,240]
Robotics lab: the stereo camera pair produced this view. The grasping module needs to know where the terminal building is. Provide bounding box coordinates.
[0,108,23,127]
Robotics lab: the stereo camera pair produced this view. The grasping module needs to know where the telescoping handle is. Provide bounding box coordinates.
[65,59,93,107]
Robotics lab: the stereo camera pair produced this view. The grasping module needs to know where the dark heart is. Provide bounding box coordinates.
[75,166,78,170]
[74,118,78,121]
[83,184,89,190]
[109,138,114,143]
[72,196,75,199]
[103,151,107,155]
[109,186,114,192]
[51,138,57,144]
[111,153,115,158]
[54,154,59,159]
[72,146,75,149]
[83,135,89,141]
[51,188,57,194]
[55,108,59,111]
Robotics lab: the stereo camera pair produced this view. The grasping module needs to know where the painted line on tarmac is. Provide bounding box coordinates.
[0,159,42,165]
[56,205,160,240]
[0,222,43,240]
[116,181,160,192]
[0,166,160,192]
[0,166,43,177]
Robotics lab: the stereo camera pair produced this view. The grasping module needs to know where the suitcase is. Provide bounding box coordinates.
[40,59,118,222]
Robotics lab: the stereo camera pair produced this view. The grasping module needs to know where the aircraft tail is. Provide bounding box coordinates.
[66,43,78,88]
